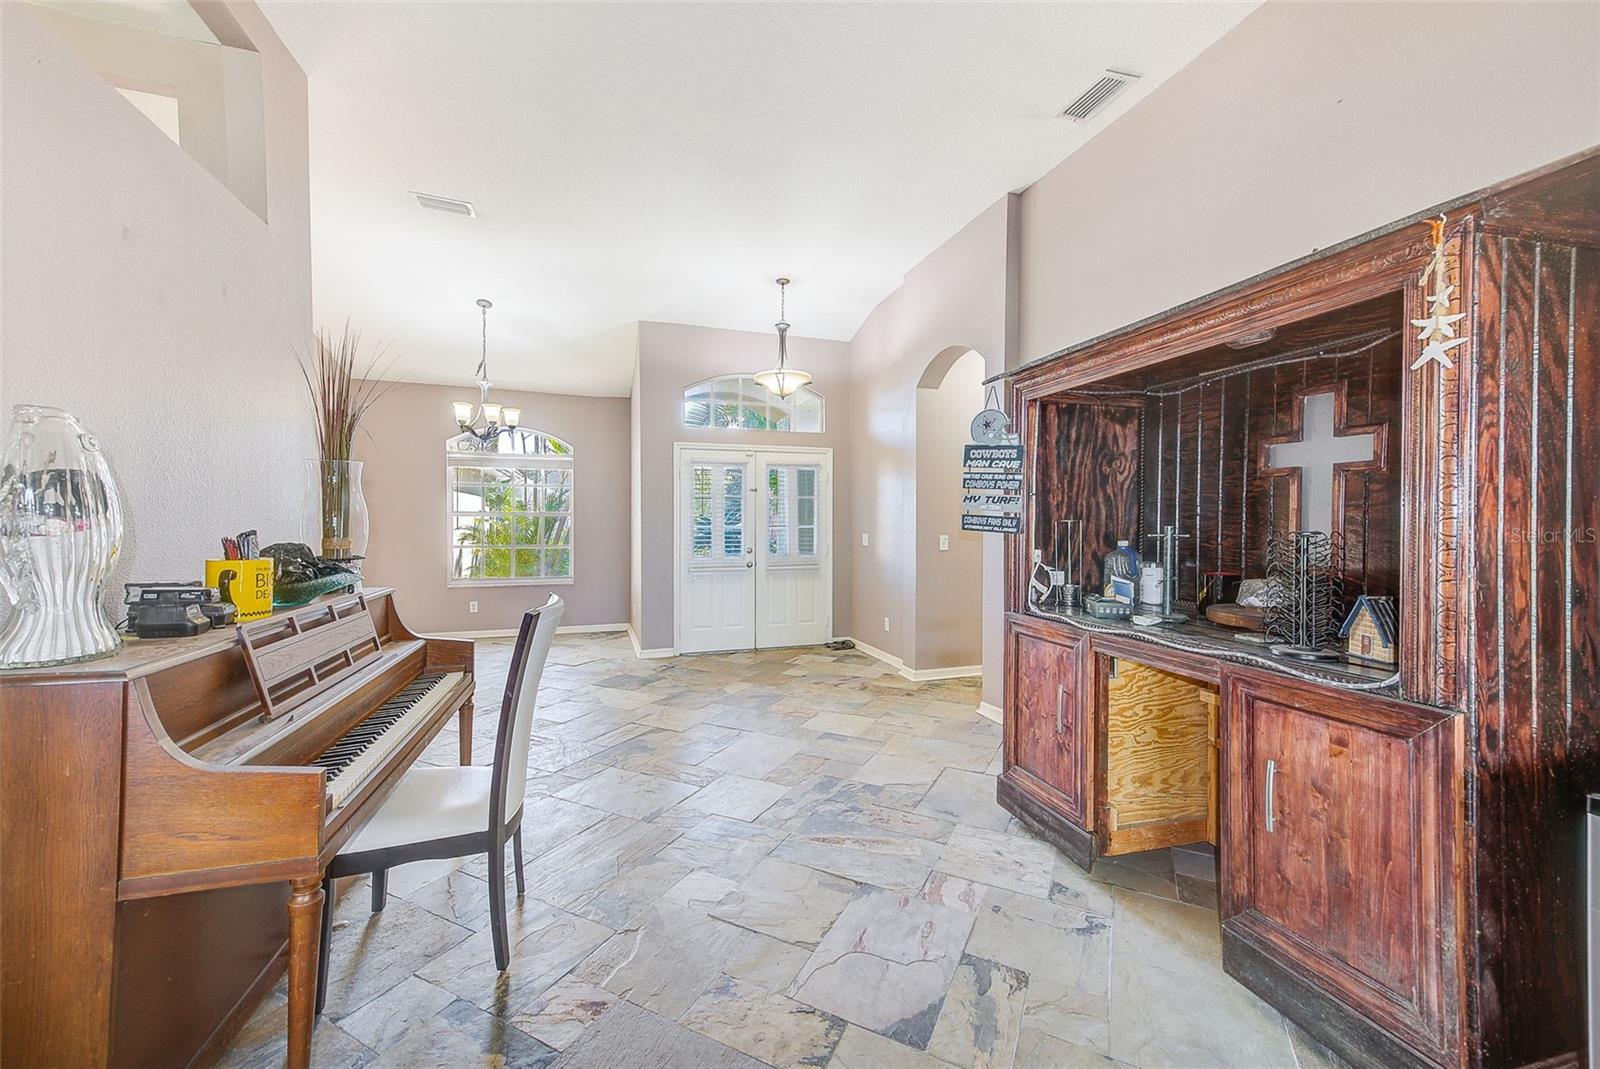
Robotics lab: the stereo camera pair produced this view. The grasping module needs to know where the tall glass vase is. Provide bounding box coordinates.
[303,459,369,573]
[0,405,125,667]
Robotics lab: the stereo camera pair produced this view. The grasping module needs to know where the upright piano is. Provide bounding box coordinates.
[0,588,474,1068]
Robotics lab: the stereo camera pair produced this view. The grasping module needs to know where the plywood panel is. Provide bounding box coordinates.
[1103,659,1218,854]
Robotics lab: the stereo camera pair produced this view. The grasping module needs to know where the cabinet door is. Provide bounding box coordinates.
[1007,627,1086,824]
[1221,673,1461,1065]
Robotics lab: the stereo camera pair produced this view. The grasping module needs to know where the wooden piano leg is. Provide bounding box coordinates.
[458,700,473,765]
[286,876,324,1069]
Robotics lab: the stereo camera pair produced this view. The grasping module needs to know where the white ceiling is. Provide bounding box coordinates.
[260,1,1256,397]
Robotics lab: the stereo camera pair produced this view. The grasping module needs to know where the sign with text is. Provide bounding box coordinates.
[962,491,1023,511]
[961,439,1023,534]
[961,512,1021,534]
[962,444,1024,473]
[961,472,1022,493]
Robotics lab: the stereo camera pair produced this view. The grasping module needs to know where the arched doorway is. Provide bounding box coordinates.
[913,347,986,670]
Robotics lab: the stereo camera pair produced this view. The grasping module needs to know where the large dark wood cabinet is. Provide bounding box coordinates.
[1221,671,1463,1068]
[997,148,1600,1069]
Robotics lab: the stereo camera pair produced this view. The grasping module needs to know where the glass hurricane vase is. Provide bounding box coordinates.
[0,405,125,667]
[302,459,369,571]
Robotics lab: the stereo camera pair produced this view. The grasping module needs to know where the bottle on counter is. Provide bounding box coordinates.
[1102,539,1139,604]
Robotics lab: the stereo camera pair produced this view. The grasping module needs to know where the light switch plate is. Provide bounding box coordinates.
[939,534,950,551]
[861,532,870,547]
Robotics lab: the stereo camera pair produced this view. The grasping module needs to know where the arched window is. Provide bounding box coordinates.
[682,374,824,432]
[446,428,573,583]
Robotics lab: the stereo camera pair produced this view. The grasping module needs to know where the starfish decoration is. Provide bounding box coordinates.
[1411,215,1464,372]
[1412,311,1466,340]
[1411,335,1468,371]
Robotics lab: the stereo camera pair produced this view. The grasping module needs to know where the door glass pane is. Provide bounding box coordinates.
[767,466,790,557]
[691,465,713,559]
[722,466,744,556]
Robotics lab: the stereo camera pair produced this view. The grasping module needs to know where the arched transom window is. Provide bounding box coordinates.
[683,374,824,432]
[447,428,573,583]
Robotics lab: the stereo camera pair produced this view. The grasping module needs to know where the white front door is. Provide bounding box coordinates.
[676,446,832,653]
[755,454,830,649]
[678,451,757,654]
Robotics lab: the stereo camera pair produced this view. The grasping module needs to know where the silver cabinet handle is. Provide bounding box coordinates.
[1264,758,1278,833]
[1055,683,1065,734]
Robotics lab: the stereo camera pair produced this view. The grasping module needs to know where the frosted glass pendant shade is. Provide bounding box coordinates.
[753,366,812,398]
[452,400,474,425]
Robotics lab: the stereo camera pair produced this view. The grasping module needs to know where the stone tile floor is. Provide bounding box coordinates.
[222,634,1348,1069]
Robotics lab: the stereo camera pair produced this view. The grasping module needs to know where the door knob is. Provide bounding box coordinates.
[745,561,754,568]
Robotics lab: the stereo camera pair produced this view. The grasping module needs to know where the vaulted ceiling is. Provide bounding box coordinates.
[260,1,1256,396]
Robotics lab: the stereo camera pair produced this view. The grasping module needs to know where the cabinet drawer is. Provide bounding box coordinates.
[1220,671,1463,1066]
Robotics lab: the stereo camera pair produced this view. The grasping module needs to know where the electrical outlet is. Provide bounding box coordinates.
[938,534,950,551]
[1032,548,1042,564]
[468,600,479,614]
[861,532,870,547]
[883,616,890,633]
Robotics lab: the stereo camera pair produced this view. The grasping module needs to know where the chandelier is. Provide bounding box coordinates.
[753,277,812,398]
[452,298,521,444]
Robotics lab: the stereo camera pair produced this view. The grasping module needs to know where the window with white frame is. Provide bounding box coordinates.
[682,375,823,432]
[447,429,573,583]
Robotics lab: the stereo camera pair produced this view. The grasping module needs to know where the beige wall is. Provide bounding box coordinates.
[1020,0,1600,363]
[355,382,631,633]
[913,350,986,670]
[0,2,312,601]
[632,321,853,652]
[845,195,1018,702]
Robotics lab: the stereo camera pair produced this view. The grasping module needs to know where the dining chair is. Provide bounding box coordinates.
[315,595,564,1012]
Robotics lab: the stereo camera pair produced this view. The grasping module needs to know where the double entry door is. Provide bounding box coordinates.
[676,445,832,653]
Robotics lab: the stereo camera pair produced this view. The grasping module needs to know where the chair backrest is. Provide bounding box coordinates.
[490,594,564,827]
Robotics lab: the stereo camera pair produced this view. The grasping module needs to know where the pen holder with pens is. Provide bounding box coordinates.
[205,559,274,621]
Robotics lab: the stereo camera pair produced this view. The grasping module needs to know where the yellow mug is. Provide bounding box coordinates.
[205,558,274,622]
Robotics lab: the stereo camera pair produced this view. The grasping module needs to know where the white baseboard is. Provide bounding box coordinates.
[905,663,984,682]
[435,623,629,640]
[627,624,677,659]
[840,637,983,683]
[976,701,1002,724]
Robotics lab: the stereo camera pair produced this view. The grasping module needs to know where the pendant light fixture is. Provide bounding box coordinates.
[753,277,812,398]
[452,298,521,444]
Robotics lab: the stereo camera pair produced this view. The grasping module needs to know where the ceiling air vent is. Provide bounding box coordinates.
[1061,69,1140,123]
[411,191,476,217]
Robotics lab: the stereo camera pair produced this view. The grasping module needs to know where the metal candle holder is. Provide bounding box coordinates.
[1141,524,1190,621]
[1055,519,1082,609]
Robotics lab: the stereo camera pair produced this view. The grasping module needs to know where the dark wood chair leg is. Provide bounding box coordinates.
[315,875,335,1016]
[488,841,509,971]
[371,868,388,912]
[287,876,324,1069]
[513,824,526,897]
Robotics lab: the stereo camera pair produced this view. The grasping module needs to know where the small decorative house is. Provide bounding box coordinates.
[1339,594,1398,668]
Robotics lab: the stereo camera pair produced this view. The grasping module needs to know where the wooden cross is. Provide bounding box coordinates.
[1261,390,1384,533]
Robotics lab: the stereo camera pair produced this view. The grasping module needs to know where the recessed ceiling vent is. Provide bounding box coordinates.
[1061,69,1140,123]
[411,191,476,217]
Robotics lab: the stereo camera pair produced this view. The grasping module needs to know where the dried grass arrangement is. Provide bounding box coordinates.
[295,321,402,464]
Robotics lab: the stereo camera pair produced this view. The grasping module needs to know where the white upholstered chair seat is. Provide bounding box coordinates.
[341,766,503,857]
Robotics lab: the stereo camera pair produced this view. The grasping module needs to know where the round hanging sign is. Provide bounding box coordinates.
[970,408,1012,445]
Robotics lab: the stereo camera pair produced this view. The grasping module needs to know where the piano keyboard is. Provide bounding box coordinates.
[317,671,465,808]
